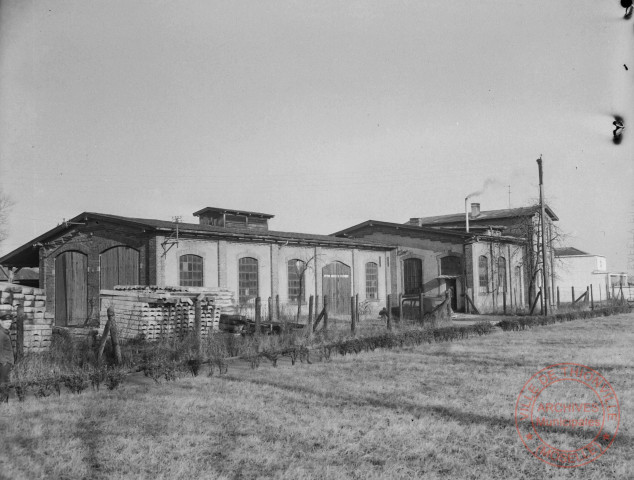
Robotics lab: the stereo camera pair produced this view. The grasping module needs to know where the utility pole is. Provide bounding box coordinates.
[537,156,548,316]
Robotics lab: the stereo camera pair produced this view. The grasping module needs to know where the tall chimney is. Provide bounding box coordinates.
[471,203,481,217]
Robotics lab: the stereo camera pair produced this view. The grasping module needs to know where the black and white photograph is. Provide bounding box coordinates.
[0,1,632,478]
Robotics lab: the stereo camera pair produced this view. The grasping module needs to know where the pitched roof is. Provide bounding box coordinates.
[332,219,525,244]
[555,247,590,257]
[86,213,393,248]
[332,220,474,239]
[409,205,559,226]
[0,212,395,268]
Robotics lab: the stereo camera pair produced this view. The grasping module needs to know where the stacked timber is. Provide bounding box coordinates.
[112,285,236,314]
[0,282,53,353]
[100,286,234,341]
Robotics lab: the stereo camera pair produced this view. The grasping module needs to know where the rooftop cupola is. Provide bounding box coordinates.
[193,207,274,231]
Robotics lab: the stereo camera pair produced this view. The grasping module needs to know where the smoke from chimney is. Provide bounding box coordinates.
[466,177,504,200]
[471,203,481,217]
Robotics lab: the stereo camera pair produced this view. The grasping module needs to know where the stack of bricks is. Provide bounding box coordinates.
[0,282,54,353]
[99,286,233,341]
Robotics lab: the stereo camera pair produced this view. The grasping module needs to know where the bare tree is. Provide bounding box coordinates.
[290,254,320,322]
[506,210,566,307]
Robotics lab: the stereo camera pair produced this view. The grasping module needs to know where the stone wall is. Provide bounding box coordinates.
[0,282,54,353]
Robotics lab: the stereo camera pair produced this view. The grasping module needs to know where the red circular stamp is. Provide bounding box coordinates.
[515,363,620,468]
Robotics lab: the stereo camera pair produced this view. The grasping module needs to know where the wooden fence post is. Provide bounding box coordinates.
[586,286,589,304]
[529,289,541,315]
[275,294,280,322]
[398,293,403,322]
[350,296,356,335]
[539,287,544,315]
[194,294,204,344]
[590,285,594,310]
[15,304,25,363]
[386,294,392,331]
[611,284,615,300]
[107,306,122,365]
[556,286,560,308]
[571,286,575,305]
[97,314,112,363]
[503,291,507,315]
[322,295,328,333]
[419,292,424,324]
[355,294,359,324]
[255,297,261,338]
[306,295,314,339]
[446,289,452,318]
[268,297,273,322]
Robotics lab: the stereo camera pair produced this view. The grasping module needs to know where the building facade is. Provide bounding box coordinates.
[0,204,550,326]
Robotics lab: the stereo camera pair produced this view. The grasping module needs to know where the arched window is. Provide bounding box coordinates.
[478,256,489,295]
[403,258,423,295]
[288,259,305,303]
[498,257,507,293]
[238,257,258,304]
[365,262,379,299]
[180,255,203,287]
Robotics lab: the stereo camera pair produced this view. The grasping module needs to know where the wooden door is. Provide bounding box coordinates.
[55,251,88,326]
[403,258,423,295]
[100,246,140,290]
[322,262,351,315]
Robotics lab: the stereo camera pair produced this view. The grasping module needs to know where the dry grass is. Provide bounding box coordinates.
[1,313,632,479]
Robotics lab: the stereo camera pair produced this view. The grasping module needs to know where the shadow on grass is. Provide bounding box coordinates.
[221,374,633,447]
[394,348,543,369]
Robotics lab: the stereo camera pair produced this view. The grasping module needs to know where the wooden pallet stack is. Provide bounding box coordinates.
[99,286,233,341]
[0,282,54,353]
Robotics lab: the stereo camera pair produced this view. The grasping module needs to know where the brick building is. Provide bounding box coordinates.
[0,208,394,326]
[0,204,547,327]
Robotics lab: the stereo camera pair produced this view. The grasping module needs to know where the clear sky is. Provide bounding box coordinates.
[1,1,632,274]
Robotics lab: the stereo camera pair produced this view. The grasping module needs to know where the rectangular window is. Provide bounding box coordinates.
[478,256,489,295]
[238,257,259,304]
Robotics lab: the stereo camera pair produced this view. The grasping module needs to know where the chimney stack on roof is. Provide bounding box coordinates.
[471,203,481,218]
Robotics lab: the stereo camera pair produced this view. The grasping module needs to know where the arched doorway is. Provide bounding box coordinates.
[100,246,140,290]
[55,251,88,326]
[322,261,351,315]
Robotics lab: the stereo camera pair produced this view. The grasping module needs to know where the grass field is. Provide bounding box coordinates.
[1,313,632,479]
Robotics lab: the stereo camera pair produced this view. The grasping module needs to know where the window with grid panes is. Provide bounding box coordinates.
[179,255,203,287]
[238,257,258,304]
[288,259,305,303]
[498,257,507,293]
[478,256,489,295]
[365,262,379,299]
